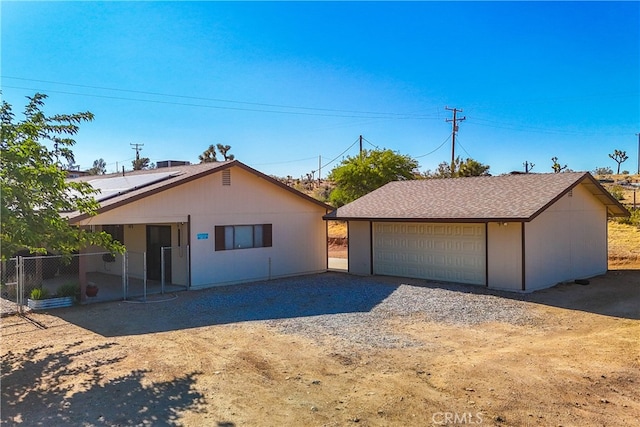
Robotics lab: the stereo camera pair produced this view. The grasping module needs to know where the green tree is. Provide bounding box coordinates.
[608,149,628,174]
[457,157,490,177]
[132,157,151,170]
[424,156,489,178]
[198,144,217,163]
[0,93,124,259]
[328,149,419,207]
[88,158,107,175]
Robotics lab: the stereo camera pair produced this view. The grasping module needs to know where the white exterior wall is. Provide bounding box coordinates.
[78,167,327,288]
[487,222,522,291]
[348,221,371,275]
[524,184,607,291]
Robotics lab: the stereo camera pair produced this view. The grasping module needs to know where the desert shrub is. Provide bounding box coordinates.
[617,208,640,228]
[593,166,613,175]
[608,185,625,201]
[29,287,50,300]
[56,283,80,298]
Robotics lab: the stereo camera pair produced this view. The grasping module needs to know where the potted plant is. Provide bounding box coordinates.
[86,282,99,297]
[27,285,75,310]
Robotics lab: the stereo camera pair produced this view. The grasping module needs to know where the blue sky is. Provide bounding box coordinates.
[2,1,639,178]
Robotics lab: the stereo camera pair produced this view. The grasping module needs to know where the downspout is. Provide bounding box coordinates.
[485,222,489,287]
[369,221,374,275]
[521,221,526,292]
[187,214,192,289]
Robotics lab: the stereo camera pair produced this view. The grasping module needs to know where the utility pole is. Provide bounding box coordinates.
[130,143,144,161]
[318,155,322,187]
[636,133,640,175]
[359,135,363,160]
[445,107,465,176]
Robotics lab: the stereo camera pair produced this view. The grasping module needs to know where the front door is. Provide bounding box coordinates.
[147,225,172,281]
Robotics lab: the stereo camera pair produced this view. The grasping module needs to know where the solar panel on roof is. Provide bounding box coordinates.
[87,171,180,202]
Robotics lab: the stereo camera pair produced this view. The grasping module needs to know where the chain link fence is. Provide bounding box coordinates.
[0,248,192,314]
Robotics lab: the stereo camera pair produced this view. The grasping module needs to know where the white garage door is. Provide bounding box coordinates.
[373,222,486,285]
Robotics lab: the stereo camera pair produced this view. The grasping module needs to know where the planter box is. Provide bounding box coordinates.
[27,296,74,310]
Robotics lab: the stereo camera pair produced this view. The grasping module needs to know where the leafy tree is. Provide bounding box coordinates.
[198,144,217,163]
[216,143,234,161]
[457,157,490,177]
[551,156,568,173]
[0,93,124,259]
[132,157,151,170]
[328,149,419,207]
[88,158,107,175]
[608,149,628,174]
[424,156,489,178]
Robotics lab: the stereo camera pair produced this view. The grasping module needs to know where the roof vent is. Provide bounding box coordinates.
[222,169,231,186]
[157,160,190,168]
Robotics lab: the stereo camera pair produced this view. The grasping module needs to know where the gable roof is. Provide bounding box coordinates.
[67,160,331,224]
[324,172,629,222]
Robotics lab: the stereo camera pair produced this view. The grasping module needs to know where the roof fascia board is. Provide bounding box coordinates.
[322,216,530,223]
[527,172,629,222]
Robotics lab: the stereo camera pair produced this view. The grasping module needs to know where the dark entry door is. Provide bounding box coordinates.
[147,225,172,281]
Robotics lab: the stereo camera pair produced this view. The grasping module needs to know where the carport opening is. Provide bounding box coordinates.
[328,220,348,271]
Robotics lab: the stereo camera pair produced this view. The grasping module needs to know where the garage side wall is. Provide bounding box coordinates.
[525,183,607,291]
[487,222,523,291]
[348,221,372,275]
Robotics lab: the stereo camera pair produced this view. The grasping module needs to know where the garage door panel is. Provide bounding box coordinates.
[374,222,486,285]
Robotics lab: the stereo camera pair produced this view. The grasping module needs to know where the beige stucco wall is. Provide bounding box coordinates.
[348,221,371,275]
[487,222,522,291]
[77,166,327,288]
[524,183,607,291]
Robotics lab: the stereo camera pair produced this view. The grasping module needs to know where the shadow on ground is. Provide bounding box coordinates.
[55,272,400,337]
[0,341,205,426]
[52,270,639,338]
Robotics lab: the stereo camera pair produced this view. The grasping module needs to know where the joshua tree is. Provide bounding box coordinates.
[608,149,628,174]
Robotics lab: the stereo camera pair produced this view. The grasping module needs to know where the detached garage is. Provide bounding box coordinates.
[324,172,629,292]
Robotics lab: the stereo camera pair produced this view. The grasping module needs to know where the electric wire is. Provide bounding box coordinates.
[2,77,439,120]
[414,134,451,159]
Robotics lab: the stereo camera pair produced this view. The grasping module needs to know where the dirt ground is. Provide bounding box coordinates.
[2,265,639,427]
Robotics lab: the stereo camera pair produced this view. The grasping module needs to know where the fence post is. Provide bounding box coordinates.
[143,251,147,301]
[17,256,24,314]
[161,247,165,295]
[122,251,128,301]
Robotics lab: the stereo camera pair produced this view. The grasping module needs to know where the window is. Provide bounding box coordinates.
[215,224,272,251]
[102,225,124,244]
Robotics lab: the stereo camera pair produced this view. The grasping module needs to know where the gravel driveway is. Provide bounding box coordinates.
[51,272,539,349]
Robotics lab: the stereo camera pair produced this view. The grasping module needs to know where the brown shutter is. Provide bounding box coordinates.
[263,224,272,247]
[215,226,225,251]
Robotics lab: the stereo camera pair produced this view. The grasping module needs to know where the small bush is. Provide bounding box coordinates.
[56,283,80,298]
[618,208,640,228]
[29,287,49,300]
[608,185,625,201]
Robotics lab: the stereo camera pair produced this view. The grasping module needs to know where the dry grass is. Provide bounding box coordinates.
[327,220,347,238]
[609,221,640,269]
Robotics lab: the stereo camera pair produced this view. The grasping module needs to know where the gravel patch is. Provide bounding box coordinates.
[258,272,539,349]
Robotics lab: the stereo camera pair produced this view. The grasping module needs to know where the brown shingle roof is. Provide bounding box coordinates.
[66,160,331,223]
[324,172,629,222]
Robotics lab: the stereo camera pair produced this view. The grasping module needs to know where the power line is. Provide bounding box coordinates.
[2,78,440,120]
[415,135,451,159]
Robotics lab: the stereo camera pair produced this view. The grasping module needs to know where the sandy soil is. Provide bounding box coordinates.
[2,269,639,427]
